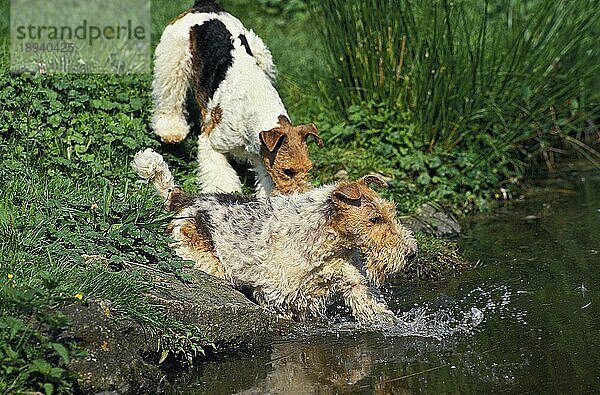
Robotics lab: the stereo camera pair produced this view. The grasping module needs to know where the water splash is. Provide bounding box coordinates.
[383,305,485,339]
[291,283,526,340]
[382,283,526,339]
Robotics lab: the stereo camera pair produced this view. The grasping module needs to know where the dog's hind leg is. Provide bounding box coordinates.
[173,219,226,279]
[177,245,226,279]
[151,26,192,144]
[197,133,243,193]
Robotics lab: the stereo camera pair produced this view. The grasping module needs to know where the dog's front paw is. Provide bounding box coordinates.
[153,116,189,144]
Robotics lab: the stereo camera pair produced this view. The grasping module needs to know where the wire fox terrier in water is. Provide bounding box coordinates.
[151,0,323,197]
[133,149,418,323]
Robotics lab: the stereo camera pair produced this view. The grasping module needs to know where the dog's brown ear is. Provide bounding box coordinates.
[358,174,388,189]
[277,114,292,127]
[260,128,286,153]
[332,182,362,205]
[299,124,323,148]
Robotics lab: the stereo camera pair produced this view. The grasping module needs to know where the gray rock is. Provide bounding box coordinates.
[403,203,462,239]
[62,269,280,394]
[142,269,280,351]
[60,301,167,394]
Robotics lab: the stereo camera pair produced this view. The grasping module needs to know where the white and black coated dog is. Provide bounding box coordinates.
[151,0,322,197]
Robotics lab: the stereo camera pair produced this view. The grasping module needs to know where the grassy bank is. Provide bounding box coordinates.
[1,0,598,392]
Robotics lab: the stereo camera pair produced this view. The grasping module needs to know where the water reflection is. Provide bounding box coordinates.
[243,338,374,394]
[172,282,529,393]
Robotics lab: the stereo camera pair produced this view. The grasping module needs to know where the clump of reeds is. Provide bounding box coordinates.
[315,0,600,169]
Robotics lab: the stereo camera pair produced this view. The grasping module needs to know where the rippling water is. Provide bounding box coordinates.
[172,164,600,393]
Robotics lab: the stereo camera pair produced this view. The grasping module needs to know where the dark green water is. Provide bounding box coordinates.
[174,166,600,394]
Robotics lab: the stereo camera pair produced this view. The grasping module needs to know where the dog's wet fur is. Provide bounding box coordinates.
[133,149,417,323]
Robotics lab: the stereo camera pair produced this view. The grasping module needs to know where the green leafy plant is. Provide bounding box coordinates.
[0,273,84,394]
[157,325,215,366]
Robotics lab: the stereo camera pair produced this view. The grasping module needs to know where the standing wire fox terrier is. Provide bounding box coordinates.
[133,149,418,323]
[152,0,323,197]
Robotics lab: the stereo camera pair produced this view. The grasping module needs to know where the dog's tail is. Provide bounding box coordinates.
[132,148,176,200]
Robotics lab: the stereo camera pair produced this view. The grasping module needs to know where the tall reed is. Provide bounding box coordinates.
[315,0,599,168]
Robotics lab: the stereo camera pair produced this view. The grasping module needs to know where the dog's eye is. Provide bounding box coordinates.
[369,216,384,224]
[283,169,296,178]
